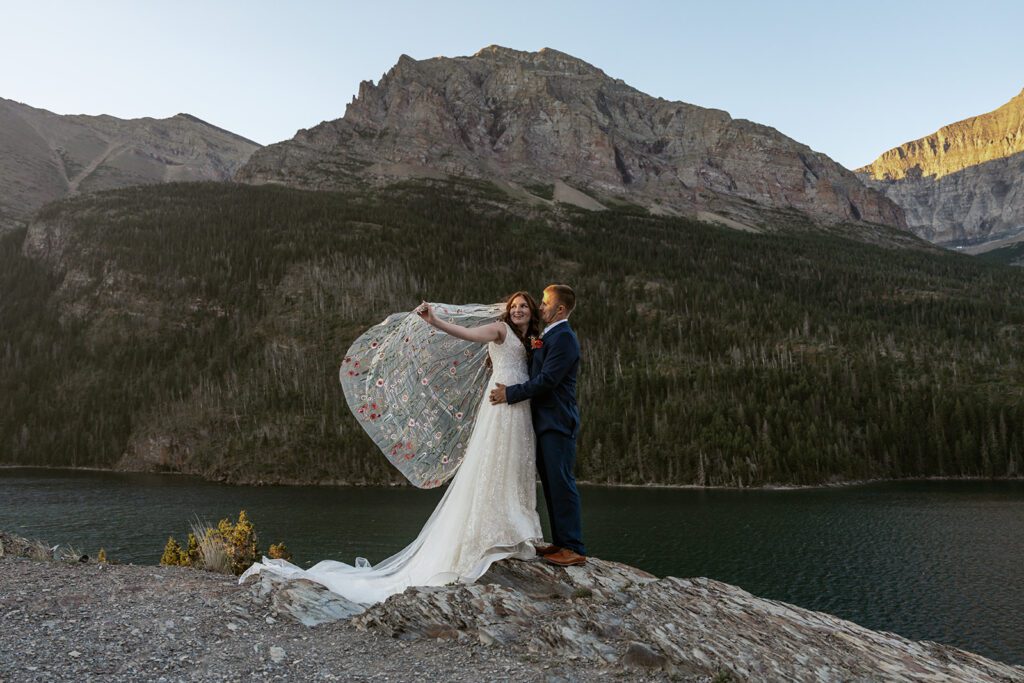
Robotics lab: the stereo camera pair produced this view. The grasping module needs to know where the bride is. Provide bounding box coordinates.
[241,292,545,608]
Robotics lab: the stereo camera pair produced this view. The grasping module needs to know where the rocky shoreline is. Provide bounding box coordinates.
[2,531,1022,682]
[3,463,1021,492]
[0,535,620,682]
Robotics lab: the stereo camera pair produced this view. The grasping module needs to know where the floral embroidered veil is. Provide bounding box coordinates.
[339,302,504,488]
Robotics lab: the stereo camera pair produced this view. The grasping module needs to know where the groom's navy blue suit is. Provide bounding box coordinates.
[505,320,586,555]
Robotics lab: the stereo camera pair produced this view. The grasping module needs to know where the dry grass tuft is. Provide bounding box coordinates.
[190,518,232,574]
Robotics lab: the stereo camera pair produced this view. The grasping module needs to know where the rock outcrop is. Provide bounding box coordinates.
[0,98,260,234]
[0,530,53,561]
[0,541,617,682]
[858,88,1024,246]
[237,46,904,230]
[248,555,1024,682]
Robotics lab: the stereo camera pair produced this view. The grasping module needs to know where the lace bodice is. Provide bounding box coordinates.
[488,324,530,385]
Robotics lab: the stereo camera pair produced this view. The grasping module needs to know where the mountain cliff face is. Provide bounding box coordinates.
[237,46,903,228]
[0,98,260,234]
[857,89,1024,246]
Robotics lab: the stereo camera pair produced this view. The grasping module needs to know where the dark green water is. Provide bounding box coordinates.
[1,469,1021,665]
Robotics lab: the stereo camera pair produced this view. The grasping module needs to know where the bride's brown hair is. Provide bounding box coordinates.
[499,291,542,350]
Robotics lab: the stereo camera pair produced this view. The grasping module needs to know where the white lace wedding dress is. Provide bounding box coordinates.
[240,323,542,607]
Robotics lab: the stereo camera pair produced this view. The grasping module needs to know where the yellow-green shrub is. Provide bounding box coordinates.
[161,510,287,576]
[184,533,200,567]
[160,537,183,566]
[267,542,292,561]
[223,510,258,575]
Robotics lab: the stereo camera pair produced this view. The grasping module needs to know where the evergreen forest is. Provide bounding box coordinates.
[2,181,1023,486]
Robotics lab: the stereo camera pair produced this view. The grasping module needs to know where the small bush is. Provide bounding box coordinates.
[267,542,292,561]
[184,532,201,567]
[161,510,290,575]
[223,510,258,575]
[160,537,182,566]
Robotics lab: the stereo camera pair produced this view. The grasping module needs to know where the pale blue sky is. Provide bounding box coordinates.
[2,0,1021,169]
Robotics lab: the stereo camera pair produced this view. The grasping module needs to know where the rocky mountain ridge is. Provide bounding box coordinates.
[857,88,1024,246]
[0,97,260,234]
[858,89,1024,182]
[237,46,904,230]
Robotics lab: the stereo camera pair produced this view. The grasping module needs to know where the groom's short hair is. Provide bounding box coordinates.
[545,284,576,314]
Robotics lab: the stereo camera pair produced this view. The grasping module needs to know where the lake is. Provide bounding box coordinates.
[1,468,1021,665]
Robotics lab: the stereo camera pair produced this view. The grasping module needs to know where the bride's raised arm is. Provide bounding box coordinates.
[416,302,506,344]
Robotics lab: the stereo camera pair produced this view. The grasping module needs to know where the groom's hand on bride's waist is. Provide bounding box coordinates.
[489,383,508,405]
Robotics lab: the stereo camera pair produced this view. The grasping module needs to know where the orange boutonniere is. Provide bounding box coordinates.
[530,338,544,350]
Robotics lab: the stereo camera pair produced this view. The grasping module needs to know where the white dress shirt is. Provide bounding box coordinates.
[542,319,568,338]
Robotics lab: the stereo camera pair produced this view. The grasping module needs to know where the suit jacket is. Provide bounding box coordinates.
[505,321,580,438]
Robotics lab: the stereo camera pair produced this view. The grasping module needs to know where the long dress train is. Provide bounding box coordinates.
[240,323,542,607]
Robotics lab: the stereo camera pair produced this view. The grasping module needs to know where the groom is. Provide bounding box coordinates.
[490,284,586,567]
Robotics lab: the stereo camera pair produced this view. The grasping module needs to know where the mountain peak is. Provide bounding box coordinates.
[237,47,904,228]
[472,44,525,58]
[0,98,259,234]
[856,85,1024,246]
[858,87,1024,181]
[471,44,573,60]
[474,45,605,75]
[172,113,261,147]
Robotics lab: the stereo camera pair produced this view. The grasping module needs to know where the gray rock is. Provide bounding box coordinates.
[858,88,1024,247]
[236,46,904,231]
[0,531,53,561]
[621,641,667,670]
[0,97,260,235]
[251,572,366,626]
[343,557,1024,682]
[861,152,1024,247]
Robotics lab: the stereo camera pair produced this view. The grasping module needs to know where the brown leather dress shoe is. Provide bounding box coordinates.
[543,548,587,566]
[534,544,561,556]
